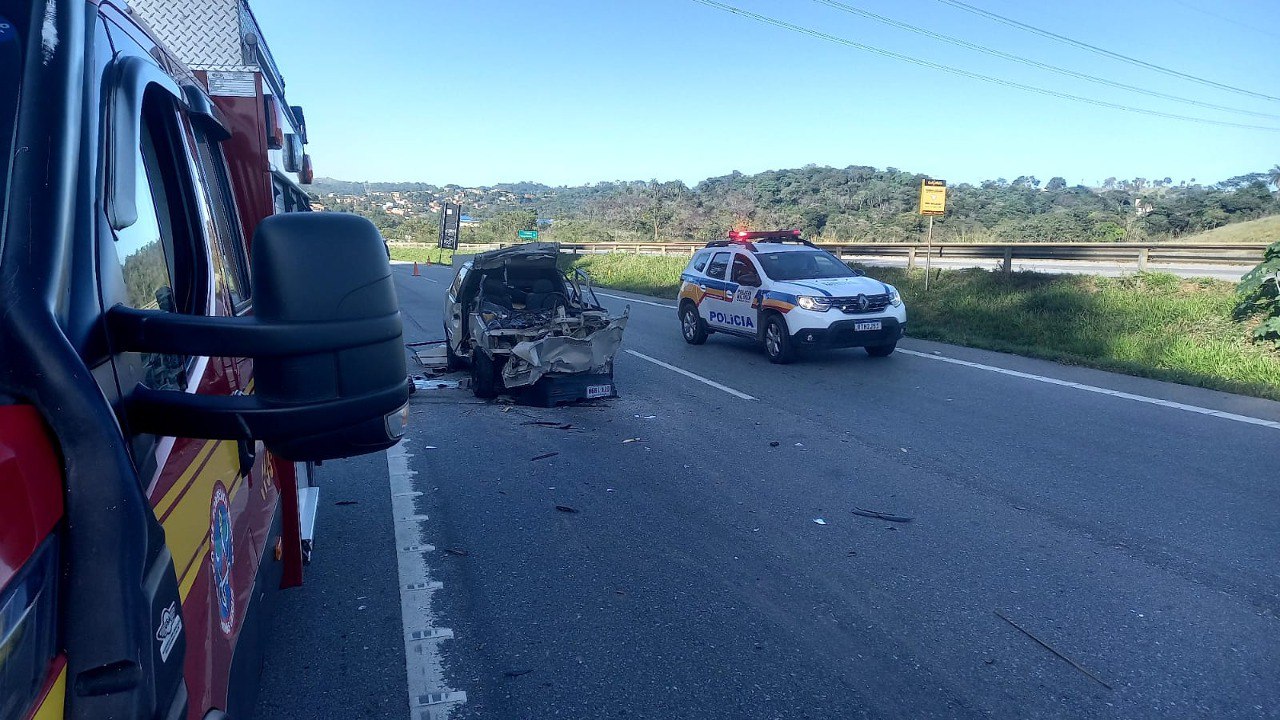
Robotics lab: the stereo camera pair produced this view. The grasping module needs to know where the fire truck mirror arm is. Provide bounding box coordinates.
[114,213,409,462]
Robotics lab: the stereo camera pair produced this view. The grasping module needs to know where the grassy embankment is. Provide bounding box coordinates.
[1174,215,1280,244]
[390,245,455,264]
[562,254,1280,400]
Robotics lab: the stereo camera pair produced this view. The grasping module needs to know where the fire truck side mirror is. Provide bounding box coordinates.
[107,214,409,461]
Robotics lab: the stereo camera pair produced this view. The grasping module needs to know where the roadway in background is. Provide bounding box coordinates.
[258,262,1280,719]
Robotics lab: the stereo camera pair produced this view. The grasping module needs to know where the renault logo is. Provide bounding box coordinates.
[855,294,869,312]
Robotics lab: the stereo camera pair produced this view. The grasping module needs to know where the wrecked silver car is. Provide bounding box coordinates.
[443,243,628,403]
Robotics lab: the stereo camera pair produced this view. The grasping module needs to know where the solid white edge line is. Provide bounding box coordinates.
[897,348,1280,431]
[387,440,467,718]
[597,292,675,309]
[625,349,756,400]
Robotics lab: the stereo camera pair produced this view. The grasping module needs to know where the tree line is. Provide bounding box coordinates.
[313,164,1280,245]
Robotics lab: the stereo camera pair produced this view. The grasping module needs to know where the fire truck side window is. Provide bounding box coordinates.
[192,129,251,309]
[112,113,189,391]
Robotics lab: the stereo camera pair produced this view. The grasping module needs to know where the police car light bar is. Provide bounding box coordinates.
[728,229,803,241]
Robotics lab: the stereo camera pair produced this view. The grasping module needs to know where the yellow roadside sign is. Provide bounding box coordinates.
[920,179,946,216]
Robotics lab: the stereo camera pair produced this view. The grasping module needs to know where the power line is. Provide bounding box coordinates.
[688,0,1280,132]
[1169,0,1280,42]
[933,0,1280,103]
[812,0,1280,121]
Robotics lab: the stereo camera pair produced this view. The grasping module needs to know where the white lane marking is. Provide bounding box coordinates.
[897,349,1280,431]
[596,291,675,309]
[387,440,467,719]
[625,349,756,400]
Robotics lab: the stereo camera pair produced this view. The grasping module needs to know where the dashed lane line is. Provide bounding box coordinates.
[625,349,756,400]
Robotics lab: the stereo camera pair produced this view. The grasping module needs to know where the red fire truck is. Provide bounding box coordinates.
[0,2,407,719]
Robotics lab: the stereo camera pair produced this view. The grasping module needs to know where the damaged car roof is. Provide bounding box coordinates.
[465,242,561,270]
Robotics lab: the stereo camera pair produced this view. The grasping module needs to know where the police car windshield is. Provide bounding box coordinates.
[755,250,857,281]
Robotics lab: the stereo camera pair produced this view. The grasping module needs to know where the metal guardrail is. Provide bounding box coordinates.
[554,241,1268,272]
[388,241,1268,272]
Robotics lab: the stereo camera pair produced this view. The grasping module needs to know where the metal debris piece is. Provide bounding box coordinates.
[444,548,469,557]
[334,501,358,506]
[531,452,559,461]
[622,438,641,444]
[769,441,780,447]
[994,610,1111,689]
[412,378,461,391]
[522,421,574,430]
[851,507,914,523]
[813,518,827,525]
[554,504,579,514]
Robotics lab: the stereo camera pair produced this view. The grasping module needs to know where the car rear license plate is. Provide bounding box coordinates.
[854,320,882,332]
[586,384,612,399]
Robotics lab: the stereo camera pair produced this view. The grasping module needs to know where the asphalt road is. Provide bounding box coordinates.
[258,261,1280,720]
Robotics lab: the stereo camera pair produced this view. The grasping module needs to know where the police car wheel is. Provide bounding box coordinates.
[680,303,708,345]
[865,342,896,357]
[763,315,795,364]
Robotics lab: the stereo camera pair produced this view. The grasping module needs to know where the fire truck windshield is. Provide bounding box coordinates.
[0,13,21,213]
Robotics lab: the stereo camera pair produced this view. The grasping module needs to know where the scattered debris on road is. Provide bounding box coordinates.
[634,414,656,419]
[769,441,780,447]
[333,500,358,506]
[412,376,462,391]
[813,518,827,525]
[444,548,469,557]
[622,437,641,444]
[554,504,580,514]
[851,507,914,523]
[994,610,1111,689]
[521,420,574,430]
[531,452,559,461]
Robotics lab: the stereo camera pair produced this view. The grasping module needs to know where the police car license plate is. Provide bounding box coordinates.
[854,320,882,332]
[586,384,612,399]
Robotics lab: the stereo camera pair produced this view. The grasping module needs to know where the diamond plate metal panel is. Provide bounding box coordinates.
[129,0,249,70]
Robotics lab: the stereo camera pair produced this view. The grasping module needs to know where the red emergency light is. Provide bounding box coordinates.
[727,229,802,241]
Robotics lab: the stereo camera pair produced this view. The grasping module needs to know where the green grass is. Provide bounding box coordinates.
[561,253,691,299]
[865,267,1280,400]
[390,245,455,264]
[563,252,1280,400]
[1174,215,1280,244]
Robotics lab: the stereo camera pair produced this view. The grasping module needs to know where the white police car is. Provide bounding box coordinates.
[677,230,906,363]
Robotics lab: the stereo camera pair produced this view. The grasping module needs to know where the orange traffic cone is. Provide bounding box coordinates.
[412,261,420,276]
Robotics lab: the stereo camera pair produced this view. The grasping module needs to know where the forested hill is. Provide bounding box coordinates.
[310,165,1280,245]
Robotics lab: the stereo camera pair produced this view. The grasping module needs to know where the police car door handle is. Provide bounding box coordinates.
[698,284,707,291]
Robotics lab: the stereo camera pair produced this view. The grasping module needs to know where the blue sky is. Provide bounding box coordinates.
[252,0,1279,187]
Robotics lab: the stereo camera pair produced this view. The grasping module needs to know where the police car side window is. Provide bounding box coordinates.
[731,254,761,285]
[706,252,730,280]
[693,253,709,273]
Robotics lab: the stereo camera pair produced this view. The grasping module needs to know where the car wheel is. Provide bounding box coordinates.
[680,303,709,345]
[865,342,896,357]
[471,350,500,399]
[763,315,795,364]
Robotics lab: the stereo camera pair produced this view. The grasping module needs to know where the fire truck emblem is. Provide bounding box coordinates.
[210,483,236,635]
